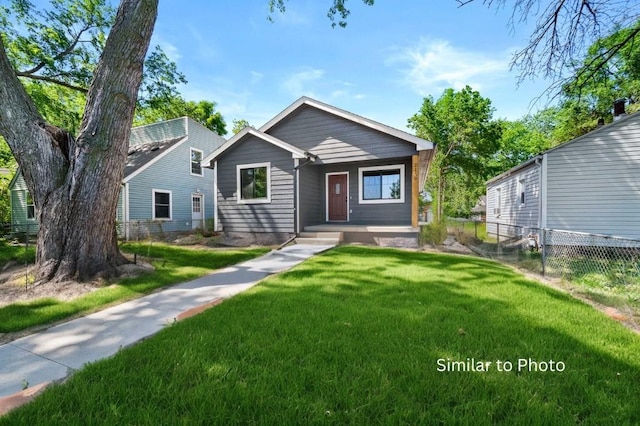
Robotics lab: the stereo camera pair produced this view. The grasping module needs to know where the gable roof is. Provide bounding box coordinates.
[202,127,316,165]
[123,136,185,180]
[124,117,226,182]
[260,96,434,151]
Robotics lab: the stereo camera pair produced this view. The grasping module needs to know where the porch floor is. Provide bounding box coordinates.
[304,224,418,233]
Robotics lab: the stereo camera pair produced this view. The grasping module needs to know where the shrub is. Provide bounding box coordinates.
[420,221,448,245]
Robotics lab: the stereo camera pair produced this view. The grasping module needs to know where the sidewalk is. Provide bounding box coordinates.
[0,244,334,410]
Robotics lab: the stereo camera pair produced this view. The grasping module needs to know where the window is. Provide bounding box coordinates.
[153,189,172,219]
[358,164,405,204]
[190,148,203,176]
[518,178,526,205]
[237,163,270,204]
[495,188,502,217]
[26,191,35,219]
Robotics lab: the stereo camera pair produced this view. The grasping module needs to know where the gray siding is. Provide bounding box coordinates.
[320,158,413,226]
[217,136,295,233]
[545,115,640,238]
[298,165,323,230]
[267,105,417,164]
[486,163,540,237]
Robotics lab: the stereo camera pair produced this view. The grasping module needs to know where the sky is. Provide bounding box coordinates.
[151,0,555,135]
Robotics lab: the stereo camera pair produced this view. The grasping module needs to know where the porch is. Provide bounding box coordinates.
[300,224,419,248]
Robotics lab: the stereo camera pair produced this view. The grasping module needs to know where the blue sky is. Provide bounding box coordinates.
[151,0,554,134]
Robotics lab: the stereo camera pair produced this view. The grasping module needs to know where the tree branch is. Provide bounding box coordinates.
[14,71,88,93]
[18,23,94,76]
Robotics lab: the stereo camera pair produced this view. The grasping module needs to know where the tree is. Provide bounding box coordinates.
[0,0,158,282]
[268,0,374,27]
[231,119,252,135]
[135,98,227,135]
[459,1,640,95]
[409,86,501,219]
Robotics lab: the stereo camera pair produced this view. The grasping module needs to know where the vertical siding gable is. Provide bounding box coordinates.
[266,105,417,164]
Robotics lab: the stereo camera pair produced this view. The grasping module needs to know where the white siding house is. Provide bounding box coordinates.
[486,111,640,240]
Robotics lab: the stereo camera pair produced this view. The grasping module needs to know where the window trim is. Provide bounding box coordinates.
[190,148,204,177]
[236,162,271,205]
[358,164,405,204]
[152,189,172,220]
[25,191,35,220]
[518,178,526,206]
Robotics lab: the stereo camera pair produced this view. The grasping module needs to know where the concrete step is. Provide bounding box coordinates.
[298,231,343,240]
[295,237,341,245]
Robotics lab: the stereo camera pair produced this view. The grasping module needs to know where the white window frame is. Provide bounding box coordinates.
[152,189,172,220]
[237,162,271,204]
[495,187,502,218]
[358,164,405,204]
[25,191,35,220]
[518,178,526,206]
[190,148,204,177]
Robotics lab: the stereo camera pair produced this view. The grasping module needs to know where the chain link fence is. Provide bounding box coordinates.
[449,219,640,287]
[116,219,215,242]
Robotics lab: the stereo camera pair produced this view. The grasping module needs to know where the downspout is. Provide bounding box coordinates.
[539,154,548,229]
[122,183,130,241]
[213,160,219,232]
[294,158,300,235]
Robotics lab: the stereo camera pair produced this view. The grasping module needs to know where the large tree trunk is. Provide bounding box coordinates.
[0,0,158,282]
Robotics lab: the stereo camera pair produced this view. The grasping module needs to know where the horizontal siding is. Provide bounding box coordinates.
[486,164,540,237]
[127,129,220,227]
[545,115,640,238]
[299,165,323,229]
[267,105,417,164]
[217,136,295,233]
[320,158,413,225]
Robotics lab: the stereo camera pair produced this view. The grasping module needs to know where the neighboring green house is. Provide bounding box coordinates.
[9,117,226,239]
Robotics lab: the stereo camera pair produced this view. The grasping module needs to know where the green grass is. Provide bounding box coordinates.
[0,243,269,333]
[0,239,35,265]
[4,246,640,424]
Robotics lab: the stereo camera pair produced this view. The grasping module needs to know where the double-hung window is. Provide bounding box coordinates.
[190,148,203,176]
[153,189,172,219]
[237,162,270,204]
[26,191,35,219]
[358,164,405,204]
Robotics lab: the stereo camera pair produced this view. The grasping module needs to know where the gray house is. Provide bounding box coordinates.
[10,117,225,239]
[486,110,640,240]
[202,97,435,245]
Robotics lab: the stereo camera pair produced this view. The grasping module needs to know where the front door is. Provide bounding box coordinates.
[192,194,204,229]
[327,173,348,221]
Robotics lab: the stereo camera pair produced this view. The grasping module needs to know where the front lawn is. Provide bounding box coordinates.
[0,243,269,333]
[3,246,640,424]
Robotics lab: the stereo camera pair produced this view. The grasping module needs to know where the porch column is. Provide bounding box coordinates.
[411,154,419,228]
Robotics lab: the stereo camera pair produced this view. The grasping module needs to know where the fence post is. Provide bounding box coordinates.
[25,223,29,290]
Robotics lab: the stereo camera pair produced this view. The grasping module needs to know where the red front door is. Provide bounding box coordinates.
[328,174,348,221]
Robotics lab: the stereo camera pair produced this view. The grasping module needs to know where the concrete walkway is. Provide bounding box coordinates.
[0,244,334,408]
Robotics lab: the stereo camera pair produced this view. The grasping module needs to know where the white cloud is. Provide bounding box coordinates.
[387,38,511,96]
[281,68,325,97]
[157,40,181,63]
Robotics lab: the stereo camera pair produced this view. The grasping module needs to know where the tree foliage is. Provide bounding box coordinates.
[409,86,501,218]
[135,98,227,135]
[268,0,374,27]
[231,119,252,135]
